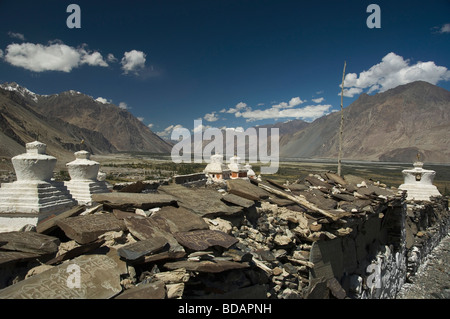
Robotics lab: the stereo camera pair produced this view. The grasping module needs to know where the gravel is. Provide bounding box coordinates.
[397,233,450,299]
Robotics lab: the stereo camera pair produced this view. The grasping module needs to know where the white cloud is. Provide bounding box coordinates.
[312,97,324,103]
[148,123,154,129]
[0,49,3,59]
[137,117,144,122]
[3,42,108,72]
[438,23,450,33]
[157,124,183,138]
[80,50,108,67]
[118,102,128,110]
[224,102,249,114]
[107,53,118,63]
[340,52,450,97]
[8,32,25,41]
[193,123,212,133]
[95,97,112,104]
[121,50,146,75]
[204,111,219,122]
[237,103,332,122]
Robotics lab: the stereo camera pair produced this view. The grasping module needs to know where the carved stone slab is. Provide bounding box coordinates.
[117,237,168,261]
[115,280,165,299]
[226,179,270,201]
[124,215,185,260]
[0,231,60,255]
[0,254,122,299]
[149,206,209,233]
[221,193,255,208]
[158,184,242,217]
[164,260,249,273]
[56,213,126,244]
[174,229,238,251]
[91,192,177,211]
[0,251,40,266]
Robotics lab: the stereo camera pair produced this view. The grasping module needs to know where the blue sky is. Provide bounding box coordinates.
[0,0,449,138]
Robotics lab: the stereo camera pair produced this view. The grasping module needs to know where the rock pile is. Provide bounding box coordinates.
[0,171,444,299]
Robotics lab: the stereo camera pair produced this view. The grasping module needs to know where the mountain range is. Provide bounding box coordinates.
[278,81,450,163]
[0,80,449,165]
[0,82,172,163]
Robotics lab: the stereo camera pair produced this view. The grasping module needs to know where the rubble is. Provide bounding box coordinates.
[0,170,447,299]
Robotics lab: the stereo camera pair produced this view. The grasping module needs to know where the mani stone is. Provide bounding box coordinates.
[0,141,76,233]
[56,213,126,244]
[164,259,249,273]
[0,254,122,299]
[226,179,271,201]
[0,231,59,255]
[399,161,441,201]
[117,237,168,261]
[158,184,242,217]
[64,151,109,206]
[174,229,238,251]
[91,192,177,211]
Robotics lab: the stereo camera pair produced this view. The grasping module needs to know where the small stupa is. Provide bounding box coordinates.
[228,155,247,179]
[244,163,256,179]
[0,141,76,232]
[64,150,109,205]
[398,153,441,201]
[204,154,231,181]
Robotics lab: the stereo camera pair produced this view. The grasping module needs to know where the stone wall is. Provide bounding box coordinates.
[308,195,449,299]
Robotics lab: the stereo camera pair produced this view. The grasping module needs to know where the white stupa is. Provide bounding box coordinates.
[204,154,230,181]
[0,141,76,232]
[244,163,256,179]
[64,150,109,205]
[228,155,247,179]
[398,157,441,201]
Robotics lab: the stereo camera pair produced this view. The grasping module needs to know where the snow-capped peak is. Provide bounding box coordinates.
[0,82,40,103]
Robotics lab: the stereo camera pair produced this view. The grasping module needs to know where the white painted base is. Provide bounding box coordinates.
[0,181,76,215]
[64,180,109,205]
[0,216,39,232]
[398,183,441,201]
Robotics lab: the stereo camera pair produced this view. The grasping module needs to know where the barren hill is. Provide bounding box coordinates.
[0,83,172,162]
[280,81,450,163]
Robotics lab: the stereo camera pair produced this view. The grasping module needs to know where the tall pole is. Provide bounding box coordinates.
[337,61,346,177]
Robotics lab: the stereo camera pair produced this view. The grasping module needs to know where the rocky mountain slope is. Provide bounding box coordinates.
[279,81,450,163]
[0,83,172,161]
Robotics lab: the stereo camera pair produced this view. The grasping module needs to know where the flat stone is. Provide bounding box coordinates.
[117,237,168,261]
[302,190,337,210]
[268,196,295,207]
[221,193,255,208]
[112,209,137,220]
[164,260,249,273]
[36,205,86,234]
[115,280,165,299]
[304,176,333,189]
[0,251,40,266]
[325,172,347,186]
[46,239,105,265]
[226,179,271,201]
[124,215,185,260]
[56,213,126,244]
[149,206,209,233]
[174,229,238,251]
[0,231,60,255]
[158,184,242,217]
[0,254,122,299]
[91,192,177,211]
